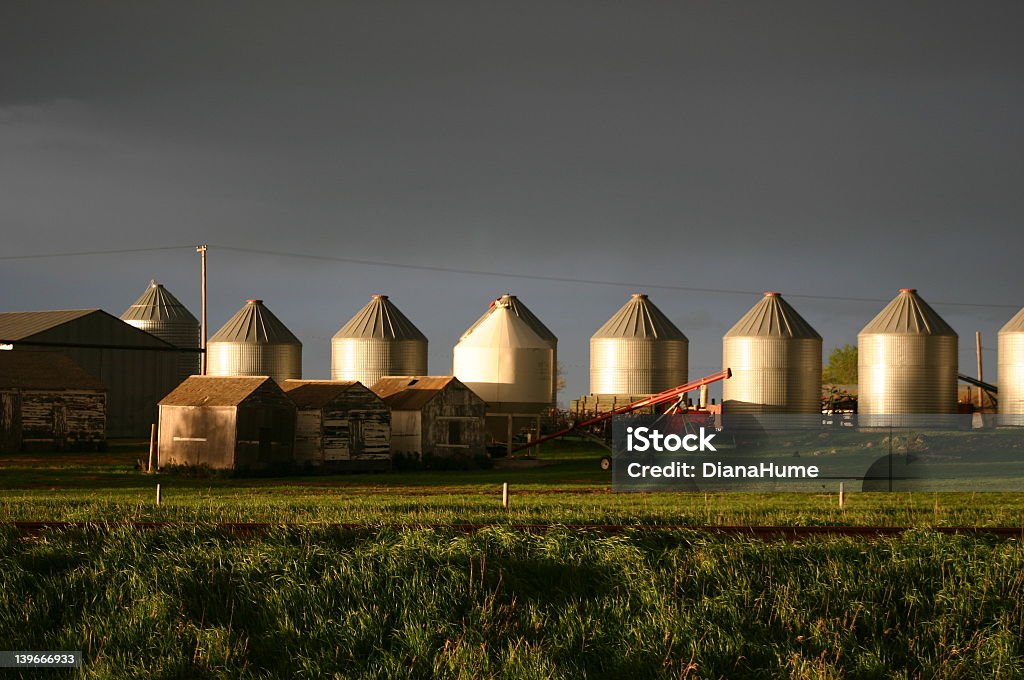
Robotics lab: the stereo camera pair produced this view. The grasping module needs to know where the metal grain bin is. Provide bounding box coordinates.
[331,295,428,386]
[462,294,558,403]
[453,298,554,413]
[723,292,822,414]
[590,294,688,395]
[121,281,200,382]
[998,307,1024,424]
[207,299,302,383]
[858,288,957,422]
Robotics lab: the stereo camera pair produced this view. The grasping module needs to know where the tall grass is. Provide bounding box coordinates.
[1,527,1023,678]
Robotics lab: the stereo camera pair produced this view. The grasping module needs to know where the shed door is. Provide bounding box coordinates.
[53,404,68,449]
[349,420,364,458]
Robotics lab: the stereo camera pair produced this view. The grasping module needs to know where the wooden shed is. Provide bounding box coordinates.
[157,376,295,472]
[282,380,391,472]
[371,376,486,461]
[0,351,106,452]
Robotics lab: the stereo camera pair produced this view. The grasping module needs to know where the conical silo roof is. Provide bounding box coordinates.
[1000,307,1024,334]
[210,299,301,345]
[592,294,688,340]
[725,292,821,338]
[457,303,549,350]
[121,281,198,324]
[860,288,955,336]
[333,295,426,341]
[461,294,556,343]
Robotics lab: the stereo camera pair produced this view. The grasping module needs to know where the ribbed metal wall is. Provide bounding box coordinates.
[121,282,199,382]
[590,294,687,395]
[723,292,822,414]
[332,338,427,386]
[207,343,302,383]
[858,289,958,420]
[331,295,428,386]
[590,339,688,394]
[998,307,1024,424]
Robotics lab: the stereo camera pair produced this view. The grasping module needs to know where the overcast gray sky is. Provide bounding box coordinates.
[2,1,1022,402]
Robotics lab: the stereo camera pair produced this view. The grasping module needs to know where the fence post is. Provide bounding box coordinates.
[147,423,157,473]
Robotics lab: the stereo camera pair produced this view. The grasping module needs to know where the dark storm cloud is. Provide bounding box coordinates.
[1,1,1022,400]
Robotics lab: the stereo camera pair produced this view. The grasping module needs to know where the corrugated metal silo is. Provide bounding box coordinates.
[121,281,200,383]
[723,292,822,414]
[331,295,428,386]
[998,307,1024,424]
[207,299,302,383]
[453,298,554,413]
[857,288,958,419]
[462,294,558,403]
[590,293,688,395]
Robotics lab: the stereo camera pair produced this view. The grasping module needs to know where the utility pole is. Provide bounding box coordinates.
[197,245,208,375]
[976,331,984,409]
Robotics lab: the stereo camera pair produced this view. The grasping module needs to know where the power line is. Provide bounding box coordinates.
[213,245,1021,311]
[2,243,1020,311]
[0,246,194,261]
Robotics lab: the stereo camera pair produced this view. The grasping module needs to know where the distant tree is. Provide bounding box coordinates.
[823,344,858,384]
[555,362,567,395]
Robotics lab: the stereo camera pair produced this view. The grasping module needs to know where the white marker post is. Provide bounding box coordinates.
[147,423,157,473]
[502,482,510,509]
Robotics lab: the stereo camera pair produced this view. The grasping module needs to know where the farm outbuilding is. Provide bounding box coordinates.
[157,376,295,472]
[371,376,486,461]
[0,351,106,452]
[0,309,179,437]
[282,380,391,472]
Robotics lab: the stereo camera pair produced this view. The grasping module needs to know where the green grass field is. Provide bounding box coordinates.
[2,440,1024,678]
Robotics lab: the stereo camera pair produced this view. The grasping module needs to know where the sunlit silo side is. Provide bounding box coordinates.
[453,298,554,413]
[331,295,428,386]
[857,288,957,419]
[207,299,302,383]
[723,292,822,414]
[462,294,558,403]
[590,294,688,395]
[998,307,1024,424]
[121,281,200,382]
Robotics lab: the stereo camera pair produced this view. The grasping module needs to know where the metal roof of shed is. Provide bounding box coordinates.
[159,375,276,407]
[370,376,468,411]
[281,380,376,409]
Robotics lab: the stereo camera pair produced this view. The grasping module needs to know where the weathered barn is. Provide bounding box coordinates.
[0,351,106,452]
[282,380,391,472]
[0,309,180,437]
[371,376,486,461]
[157,376,295,472]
